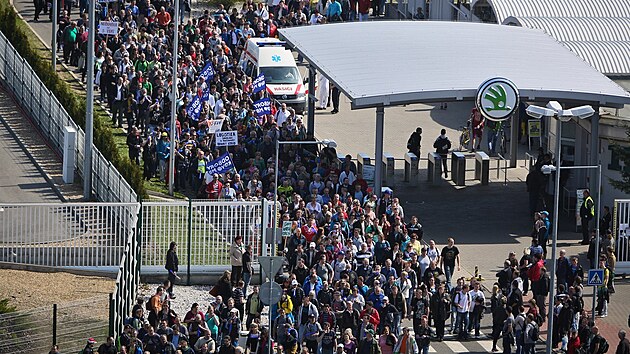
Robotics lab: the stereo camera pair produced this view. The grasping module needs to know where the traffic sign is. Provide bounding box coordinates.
[258,256,284,278]
[259,281,283,305]
[587,269,605,286]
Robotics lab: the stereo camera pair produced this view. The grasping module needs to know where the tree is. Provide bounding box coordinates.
[609,128,630,193]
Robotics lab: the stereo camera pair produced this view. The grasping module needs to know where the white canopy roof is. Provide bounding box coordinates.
[279,21,630,109]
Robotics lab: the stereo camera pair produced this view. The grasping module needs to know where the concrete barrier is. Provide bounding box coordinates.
[451,151,466,186]
[475,151,490,185]
[357,153,371,174]
[383,152,395,185]
[404,152,418,185]
[428,152,442,184]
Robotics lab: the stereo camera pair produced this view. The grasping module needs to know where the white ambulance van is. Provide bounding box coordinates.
[239,38,307,113]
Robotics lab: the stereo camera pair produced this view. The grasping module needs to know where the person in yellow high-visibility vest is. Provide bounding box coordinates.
[580,189,595,245]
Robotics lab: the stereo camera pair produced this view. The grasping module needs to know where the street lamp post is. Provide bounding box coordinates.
[526,101,595,354]
[272,138,337,245]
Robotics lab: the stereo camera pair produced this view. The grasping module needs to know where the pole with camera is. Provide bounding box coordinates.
[525,101,595,354]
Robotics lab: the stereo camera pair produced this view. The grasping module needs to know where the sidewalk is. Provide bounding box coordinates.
[0,85,83,201]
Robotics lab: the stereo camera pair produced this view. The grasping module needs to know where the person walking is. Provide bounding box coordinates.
[454,283,471,341]
[580,189,595,245]
[394,327,419,354]
[242,244,253,297]
[596,256,610,318]
[440,238,460,291]
[407,127,422,157]
[430,285,450,341]
[165,242,180,298]
[617,330,630,354]
[433,129,451,179]
[331,84,341,114]
[230,235,245,285]
[415,316,433,354]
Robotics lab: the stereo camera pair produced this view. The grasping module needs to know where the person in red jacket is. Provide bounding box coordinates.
[206,173,223,199]
[360,301,380,328]
[301,218,318,243]
[527,253,544,283]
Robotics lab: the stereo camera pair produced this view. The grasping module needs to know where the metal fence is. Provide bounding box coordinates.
[140,199,274,272]
[0,295,110,354]
[0,203,139,268]
[0,31,137,203]
[613,200,630,272]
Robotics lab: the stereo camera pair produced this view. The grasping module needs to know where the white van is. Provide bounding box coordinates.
[239,38,307,113]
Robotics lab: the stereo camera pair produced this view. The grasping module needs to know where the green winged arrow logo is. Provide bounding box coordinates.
[484,84,511,112]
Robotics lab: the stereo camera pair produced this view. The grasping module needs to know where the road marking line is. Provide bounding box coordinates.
[444,340,469,353]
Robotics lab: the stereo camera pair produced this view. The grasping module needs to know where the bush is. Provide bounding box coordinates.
[0,0,146,199]
[0,298,16,314]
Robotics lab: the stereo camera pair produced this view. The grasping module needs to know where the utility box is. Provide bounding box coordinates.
[451,151,466,186]
[475,151,490,185]
[404,152,418,185]
[428,152,442,184]
[383,152,395,185]
[62,126,77,184]
[357,153,371,175]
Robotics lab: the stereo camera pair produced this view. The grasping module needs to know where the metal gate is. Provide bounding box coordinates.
[613,199,630,273]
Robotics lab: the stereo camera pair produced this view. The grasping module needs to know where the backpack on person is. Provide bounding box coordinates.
[530,323,539,341]
[598,336,609,354]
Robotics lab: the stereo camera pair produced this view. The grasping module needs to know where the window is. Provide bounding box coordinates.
[259,66,299,84]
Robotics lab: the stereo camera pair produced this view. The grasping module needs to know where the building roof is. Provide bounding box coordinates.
[484,0,630,76]
[279,21,630,109]
[486,0,630,24]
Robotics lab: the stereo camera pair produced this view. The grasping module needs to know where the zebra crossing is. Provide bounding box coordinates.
[416,336,546,353]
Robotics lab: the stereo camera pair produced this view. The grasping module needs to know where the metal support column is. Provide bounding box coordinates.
[307,66,316,136]
[83,0,95,200]
[510,108,519,168]
[375,106,384,197]
[589,109,600,193]
[52,0,57,71]
[168,2,180,196]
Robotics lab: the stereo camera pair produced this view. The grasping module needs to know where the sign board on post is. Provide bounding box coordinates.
[208,119,224,133]
[215,131,238,147]
[587,269,604,286]
[259,281,283,305]
[528,119,541,151]
[282,221,293,238]
[258,256,285,279]
[98,21,119,35]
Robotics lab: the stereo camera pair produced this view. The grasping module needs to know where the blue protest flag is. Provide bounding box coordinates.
[253,98,271,117]
[252,73,266,94]
[186,95,203,121]
[199,62,215,82]
[206,152,234,175]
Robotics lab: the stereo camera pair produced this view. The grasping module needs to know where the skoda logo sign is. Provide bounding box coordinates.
[475,77,519,121]
[282,94,287,99]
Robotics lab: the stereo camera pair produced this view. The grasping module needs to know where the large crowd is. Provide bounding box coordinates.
[36,1,629,354]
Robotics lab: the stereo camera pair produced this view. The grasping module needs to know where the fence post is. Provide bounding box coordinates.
[52,303,57,347]
[109,292,115,338]
[187,199,192,286]
[137,202,143,274]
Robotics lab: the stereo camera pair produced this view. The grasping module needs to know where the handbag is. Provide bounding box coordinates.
[209,285,219,296]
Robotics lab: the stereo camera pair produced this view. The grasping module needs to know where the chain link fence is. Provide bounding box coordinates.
[0,295,110,354]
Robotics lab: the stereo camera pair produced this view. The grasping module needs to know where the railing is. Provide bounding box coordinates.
[109,208,141,341]
[0,295,109,354]
[139,199,273,274]
[524,152,536,171]
[0,31,136,203]
[0,203,140,268]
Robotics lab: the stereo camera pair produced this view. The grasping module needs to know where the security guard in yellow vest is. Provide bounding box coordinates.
[580,189,595,244]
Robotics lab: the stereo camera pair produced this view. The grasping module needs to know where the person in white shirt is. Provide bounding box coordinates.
[255,3,269,20]
[418,248,431,277]
[426,240,440,265]
[468,282,486,338]
[454,284,471,340]
[339,166,356,186]
[275,103,289,127]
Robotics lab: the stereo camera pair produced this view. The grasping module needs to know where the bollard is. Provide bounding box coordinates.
[427,152,442,185]
[383,152,395,185]
[356,153,371,175]
[451,151,466,186]
[475,151,490,185]
[404,152,418,185]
